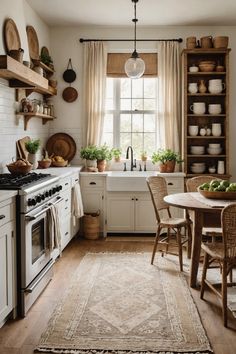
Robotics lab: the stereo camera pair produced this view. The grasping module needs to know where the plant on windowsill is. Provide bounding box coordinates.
[140,150,148,162]
[111,148,122,162]
[80,145,98,169]
[96,144,111,172]
[151,148,183,173]
[25,139,40,170]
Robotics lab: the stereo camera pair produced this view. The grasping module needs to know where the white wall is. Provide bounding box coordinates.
[0,0,51,170]
[50,25,236,178]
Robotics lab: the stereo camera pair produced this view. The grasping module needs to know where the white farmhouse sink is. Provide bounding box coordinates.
[106,171,157,191]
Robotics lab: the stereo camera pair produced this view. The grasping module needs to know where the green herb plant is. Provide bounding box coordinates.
[151,148,183,164]
[25,139,40,154]
[96,144,111,161]
[80,145,98,160]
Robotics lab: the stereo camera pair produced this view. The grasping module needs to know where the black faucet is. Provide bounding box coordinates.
[126,146,136,171]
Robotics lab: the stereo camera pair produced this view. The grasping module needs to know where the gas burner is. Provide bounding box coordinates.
[0,172,51,190]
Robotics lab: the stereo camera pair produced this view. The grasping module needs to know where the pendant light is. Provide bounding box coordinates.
[125,0,145,79]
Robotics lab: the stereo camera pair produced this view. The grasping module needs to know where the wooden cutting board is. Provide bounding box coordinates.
[17,136,30,159]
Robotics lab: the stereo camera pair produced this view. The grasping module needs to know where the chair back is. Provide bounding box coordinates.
[221,203,236,259]
[146,176,170,223]
[186,176,219,192]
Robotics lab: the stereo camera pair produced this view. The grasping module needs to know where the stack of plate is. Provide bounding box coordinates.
[191,162,206,174]
[190,146,205,155]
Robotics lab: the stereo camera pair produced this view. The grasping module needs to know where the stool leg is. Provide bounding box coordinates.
[222,261,228,327]
[177,228,183,271]
[200,252,209,299]
[166,228,170,254]
[151,225,161,265]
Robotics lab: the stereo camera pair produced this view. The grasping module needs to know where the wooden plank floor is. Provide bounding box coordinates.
[0,236,236,354]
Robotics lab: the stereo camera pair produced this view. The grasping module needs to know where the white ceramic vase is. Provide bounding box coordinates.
[212,123,222,137]
[28,153,38,170]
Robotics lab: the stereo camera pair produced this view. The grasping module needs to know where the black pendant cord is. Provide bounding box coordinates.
[79,38,183,43]
[133,0,137,53]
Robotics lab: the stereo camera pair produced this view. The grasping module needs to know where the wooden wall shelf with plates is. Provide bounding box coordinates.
[0,55,56,97]
[31,59,54,77]
[16,112,55,130]
[182,48,230,179]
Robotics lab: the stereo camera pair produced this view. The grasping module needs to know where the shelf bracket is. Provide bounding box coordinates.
[24,116,33,130]
[42,118,52,125]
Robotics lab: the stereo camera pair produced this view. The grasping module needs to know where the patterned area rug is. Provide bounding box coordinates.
[35,253,212,354]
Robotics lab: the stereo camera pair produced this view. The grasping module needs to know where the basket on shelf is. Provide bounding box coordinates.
[213,36,229,49]
[9,49,24,63]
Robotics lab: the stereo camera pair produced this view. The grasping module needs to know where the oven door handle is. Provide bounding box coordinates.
[25,196,63,221]
[25,259,54,293]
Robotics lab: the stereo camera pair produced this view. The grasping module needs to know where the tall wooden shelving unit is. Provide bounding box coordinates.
[182,48,230,179]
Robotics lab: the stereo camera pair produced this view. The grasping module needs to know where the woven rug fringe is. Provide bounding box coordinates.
[35,347,213,354]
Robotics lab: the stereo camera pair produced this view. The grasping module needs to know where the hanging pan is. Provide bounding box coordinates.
[63,58,76,83]
[62,86,78,103]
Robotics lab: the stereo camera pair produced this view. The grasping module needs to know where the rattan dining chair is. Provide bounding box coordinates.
[186,176,222,242]
[146,176,192,271]
[200,203,236,327]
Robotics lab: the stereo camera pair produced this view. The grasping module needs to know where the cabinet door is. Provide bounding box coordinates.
[134,193,156,231]
[0,222,14,325]
[107,193,134,231]
[82,190,104,232]
[60,216,71,250]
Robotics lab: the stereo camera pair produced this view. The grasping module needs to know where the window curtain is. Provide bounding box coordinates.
[157,41,181,152]
[83,42,107,145]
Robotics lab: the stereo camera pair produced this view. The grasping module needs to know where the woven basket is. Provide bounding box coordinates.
[9,49,24,63]
[213,36,229,49]
[83,212,100,240]
[7,164,32,175]
[200,36,213,48]
[186,37,196,49]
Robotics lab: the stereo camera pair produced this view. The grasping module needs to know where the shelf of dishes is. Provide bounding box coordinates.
[188,160,226,174]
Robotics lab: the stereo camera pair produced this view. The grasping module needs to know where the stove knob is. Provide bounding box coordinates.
[52,187,56,194]
[49,189,52,196]
[28,198,36,206]
[41,194,45,200]
[45,191,49,197]
[59,185,63,191]
[36,195,42,203]
[56,186,60,192]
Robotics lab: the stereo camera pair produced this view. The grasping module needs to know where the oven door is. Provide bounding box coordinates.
[21,196,63,288]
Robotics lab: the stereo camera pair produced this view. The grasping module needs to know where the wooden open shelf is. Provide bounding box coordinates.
[0,55,56,96]
[16,112,56,130]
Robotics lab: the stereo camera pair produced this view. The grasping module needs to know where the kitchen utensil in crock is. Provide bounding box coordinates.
[4,18,21,53]
[63,58,76,83]
[62,86,78,103]
[26,25,39,60]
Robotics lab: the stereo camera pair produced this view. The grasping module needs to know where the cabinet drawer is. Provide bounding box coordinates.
[0,201,14,228]
[60,176,71,191]
[81,176,105,189]
[165,178,184,192]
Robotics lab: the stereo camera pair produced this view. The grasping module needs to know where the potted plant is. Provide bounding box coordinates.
[111,148,122,162]
[40,52,54,68]
[140,150,148,162]
[80,145,98,168]
[96,144,111,172]
[151,148,182,173]
[25,139,40,169]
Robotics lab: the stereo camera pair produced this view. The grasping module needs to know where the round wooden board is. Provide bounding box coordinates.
[62,86,78,102]
[46,133,76,162]
[198,187,236,200]
[26,25,39,60]
[4,18,21,52]
[41,46,49,57]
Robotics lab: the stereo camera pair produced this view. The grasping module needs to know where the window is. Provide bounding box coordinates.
[102,77,158,158]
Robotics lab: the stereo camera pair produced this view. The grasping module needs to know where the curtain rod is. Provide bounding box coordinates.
[79,38,183,43]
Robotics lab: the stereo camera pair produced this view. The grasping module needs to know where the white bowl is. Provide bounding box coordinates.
[207,147,222,155]
[188,125,199,136]
[208,143,221,148]
[192,162,206,167]
[191,166,206,173]
[190,146,205,155]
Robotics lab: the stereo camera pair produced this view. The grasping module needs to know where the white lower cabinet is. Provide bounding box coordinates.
[0,197,16,327]
[80,175,105,236]
[107,192,156,232]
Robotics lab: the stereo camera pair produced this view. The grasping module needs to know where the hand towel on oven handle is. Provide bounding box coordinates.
[47,202,62,254]
[72,183,84,224]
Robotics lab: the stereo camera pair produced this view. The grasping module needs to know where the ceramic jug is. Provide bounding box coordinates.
[190,102,206,115]
[212,123,222,137]
[217,161,225,174]
[188,83,198,94]
[198,80,207,93]
[208,79,225,94]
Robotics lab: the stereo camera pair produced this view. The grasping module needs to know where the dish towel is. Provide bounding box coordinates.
[47,204,62,254]
[72,183,84,221]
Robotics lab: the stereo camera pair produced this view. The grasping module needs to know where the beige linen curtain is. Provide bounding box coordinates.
[157,41,181,152]
[83,42,107,145]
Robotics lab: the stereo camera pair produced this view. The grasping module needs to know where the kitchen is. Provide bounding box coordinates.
[0,0,236,353]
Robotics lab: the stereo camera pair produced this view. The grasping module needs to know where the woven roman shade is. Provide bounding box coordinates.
[107,53,157,77]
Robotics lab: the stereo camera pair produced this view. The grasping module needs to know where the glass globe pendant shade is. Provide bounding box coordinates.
[125,53,145,79]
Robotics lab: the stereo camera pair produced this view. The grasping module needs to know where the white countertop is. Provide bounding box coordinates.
[36,165,83,178]
[80,171,186,177]
[0,190,18,203]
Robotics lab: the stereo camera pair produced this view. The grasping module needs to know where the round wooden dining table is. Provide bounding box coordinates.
[164,192,222,288]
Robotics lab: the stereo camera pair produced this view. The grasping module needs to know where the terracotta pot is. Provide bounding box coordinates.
[159,160,176,173]
[97,159,106,172]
